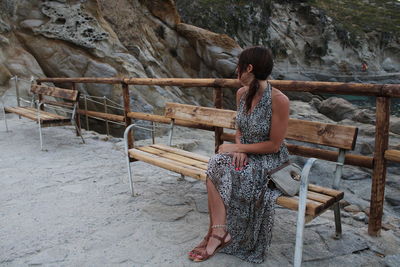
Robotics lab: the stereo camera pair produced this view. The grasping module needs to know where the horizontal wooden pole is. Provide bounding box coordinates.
[385,150,400,163]
[221,133,373,168]
[34,78,399,97]
[123,78,239,88]
[127,112,214,131]
[37,77,123,84]
[77,110,125,122]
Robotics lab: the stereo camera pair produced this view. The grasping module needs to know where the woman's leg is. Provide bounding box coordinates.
[193,178,231,259]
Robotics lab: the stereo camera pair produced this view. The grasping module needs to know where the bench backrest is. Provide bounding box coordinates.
[31,84,79,102]
[165,102,358,150]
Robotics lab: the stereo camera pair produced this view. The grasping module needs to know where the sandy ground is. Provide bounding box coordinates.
[1,114,399,266]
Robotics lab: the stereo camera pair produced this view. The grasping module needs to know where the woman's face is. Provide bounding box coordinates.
[237,64,254,86]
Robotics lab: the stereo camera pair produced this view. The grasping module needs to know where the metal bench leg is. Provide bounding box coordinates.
[38,119,43,151]
[332,149,345,239]
[333,202,342,239]
[294,158,317,267]
[2,107,8,132]
[177,174,185,181]
[124,124,136,196]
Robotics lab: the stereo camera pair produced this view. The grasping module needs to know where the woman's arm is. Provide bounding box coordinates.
[219,89,289,154]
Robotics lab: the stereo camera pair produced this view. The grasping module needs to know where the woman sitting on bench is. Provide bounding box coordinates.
[188,46,290,263]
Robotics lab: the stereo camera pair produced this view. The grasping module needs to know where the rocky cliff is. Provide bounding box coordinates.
[177,0,400,83]
[0,0,240,114]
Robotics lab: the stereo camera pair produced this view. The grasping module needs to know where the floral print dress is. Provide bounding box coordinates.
[206,83,290,263]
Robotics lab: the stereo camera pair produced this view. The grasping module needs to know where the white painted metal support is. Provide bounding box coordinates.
[124,124,137,196]
[1,96,8,132]
[333,149,346,190]
[332,148,346,239]
[294,158,317,267]
[37,101,43,151]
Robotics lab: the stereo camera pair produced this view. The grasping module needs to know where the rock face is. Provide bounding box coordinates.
[177,0,400,84]
[0,0,240,114]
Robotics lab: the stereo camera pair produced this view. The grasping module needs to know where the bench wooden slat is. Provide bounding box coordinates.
[17,107,67,122]
[308,184,344,200]
[165,102,236,129]
[31,85,79,101]
[129,145,341,217]
[385,150,400,163]
[42,99,74,108]
[129,149,207,180]
[286,119,358,150]
[307,191,336,207]
[151,144,210,163]
[276,195,324,216]
[137,146,208,170]
[164,103,358,150]
[16,107,61,120]
[4,107,69,123]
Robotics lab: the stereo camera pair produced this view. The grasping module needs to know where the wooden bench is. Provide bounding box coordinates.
[1,84,84,150]
[123,102,358,266]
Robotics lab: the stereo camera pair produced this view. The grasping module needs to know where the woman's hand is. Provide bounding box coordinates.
[232,152,248,170]
[218,144,238,154]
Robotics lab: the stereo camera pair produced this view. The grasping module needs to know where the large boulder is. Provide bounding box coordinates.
[318,97,357,122]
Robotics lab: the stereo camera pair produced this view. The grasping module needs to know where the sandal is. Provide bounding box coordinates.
[193,225,231,262]
[188,231,211,260]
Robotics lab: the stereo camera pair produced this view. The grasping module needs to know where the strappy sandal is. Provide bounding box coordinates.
[193,225,231,262]
[188,231,211,260]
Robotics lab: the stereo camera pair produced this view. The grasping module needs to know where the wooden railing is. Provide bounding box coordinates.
[36,77,400,237]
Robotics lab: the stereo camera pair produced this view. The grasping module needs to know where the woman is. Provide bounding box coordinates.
[188,46,290,263]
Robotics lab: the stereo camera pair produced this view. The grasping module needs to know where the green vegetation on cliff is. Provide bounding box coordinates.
[310,0,400,37]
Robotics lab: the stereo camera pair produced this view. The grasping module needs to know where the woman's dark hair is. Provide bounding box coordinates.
[237,46,273,112]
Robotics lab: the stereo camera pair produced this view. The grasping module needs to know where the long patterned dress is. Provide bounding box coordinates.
[206,83,290,263]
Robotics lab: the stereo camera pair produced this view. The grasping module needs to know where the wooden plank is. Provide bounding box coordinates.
[385,150,400,163]
[42,99,74,108]
[165,102,236,129]
[369,97,390,236]
[286,119,358,150]
[4,107,68,123]
[77,110,125,122]
[37,77,123,84]
[307,191,336,207]
[31,85,79,101]
[165,104,357,150]
[276,195,324,216]
[128,149,207,180]
[151,144,210,163]
[308,184,344,200]
[127,112,214,131]
[221,132,372,168]
[137,146,208,170]
[34,78,400,98]
[18,107,67,121]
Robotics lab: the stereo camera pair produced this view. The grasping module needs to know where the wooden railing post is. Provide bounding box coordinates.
[368,96,390,236]
[213,86,223,153]
[122,82,133,149]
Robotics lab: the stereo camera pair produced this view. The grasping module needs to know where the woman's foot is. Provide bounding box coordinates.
[193,226,231,262]
[188,230,211,260]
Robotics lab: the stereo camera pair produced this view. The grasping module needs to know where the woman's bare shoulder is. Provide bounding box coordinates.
[271,87,289,106]
[236,86,247,102]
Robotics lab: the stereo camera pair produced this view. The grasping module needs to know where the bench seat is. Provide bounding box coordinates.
[5,106,70,125]
[129,144,344,217]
